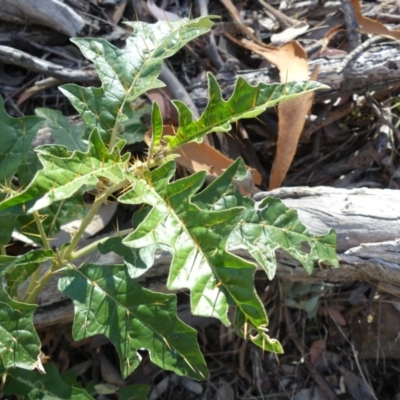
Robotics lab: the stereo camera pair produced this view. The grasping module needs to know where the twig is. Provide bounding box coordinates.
[197,0,224,69]
[0,45,99,85]
[340,0,361,51]
[160,63,200,119]
[257,0,299,29]
[336,36,384,73]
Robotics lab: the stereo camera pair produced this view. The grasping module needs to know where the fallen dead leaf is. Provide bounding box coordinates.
[271,64,319,189]
[309,339,326,365]
[146,88,179,126]
[321,24,345,53]
[319,304,347,326]
[351,0,400,40]
[271,23,310,45]
[232,37,319,189]
[17,77,62,106]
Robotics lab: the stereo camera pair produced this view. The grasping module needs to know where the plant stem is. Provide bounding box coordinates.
[63,180,128,261]
[24,212,53,303]
[25,179,131,304]
[0,245,6,256]
[47,199,65,237]
[33,211,51,250]
[69,227,133,261]
[24,259,59,304]
[24,226,134,304]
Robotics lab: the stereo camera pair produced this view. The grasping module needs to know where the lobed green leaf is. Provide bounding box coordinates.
[3,363,93,399]
[0,96,43,187]
[193,159,338,278]
[0,129,129,214]
[59,263,208,379]
[0,249,54,298]
[164,75,328,149]
[35,108,87,152]
[0,283,40,369]
[60,17,216,144]
[119,161,268,332]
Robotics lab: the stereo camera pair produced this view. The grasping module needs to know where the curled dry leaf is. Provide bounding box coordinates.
[351,0,400,40]
[321,25,345,53]
[17,78,62,106]
[270,23,309,45]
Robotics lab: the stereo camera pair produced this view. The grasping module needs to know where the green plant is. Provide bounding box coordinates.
[0,17,338,398]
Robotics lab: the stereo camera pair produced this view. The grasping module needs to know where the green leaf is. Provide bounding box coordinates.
[3,363,93,399]
[0,249,54,298]
[0,129,129,214]
[98,236,157,279]
[59,263,208,380]
[116,385,150,400]
[120,161,268,332]
[14,195,86,245]
[230,196,338,277]
[60,17,216,144]
[0,215,17,245]
[148,101,163,161]
[0,282,40,369]
[164,75,328,149]
[0,96,43,186]
[35,108,87,151]
[193,159,338,278]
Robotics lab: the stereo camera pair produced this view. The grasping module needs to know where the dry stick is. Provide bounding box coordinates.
[340,0,361,51]
[283,306,339,400]
[197,0,224,69]
[159,63,199,119]
[257,0,299,29]
[206,34,224,70]
[0,46,99,85]
[336,36,384,73]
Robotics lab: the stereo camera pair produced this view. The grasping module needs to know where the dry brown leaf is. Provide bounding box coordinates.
[351,0,400,40]
[219,0,258,42]
[270,64,319,189]
[146,88,179,126]
[321,24,345,53]
[270,23,309,45]
[236,38,318,189]
[17,78,62,106]
[240,39,308,83]
[309,339,326,365]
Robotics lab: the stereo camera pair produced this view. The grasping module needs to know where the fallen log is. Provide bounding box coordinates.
[33,186,400,329]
